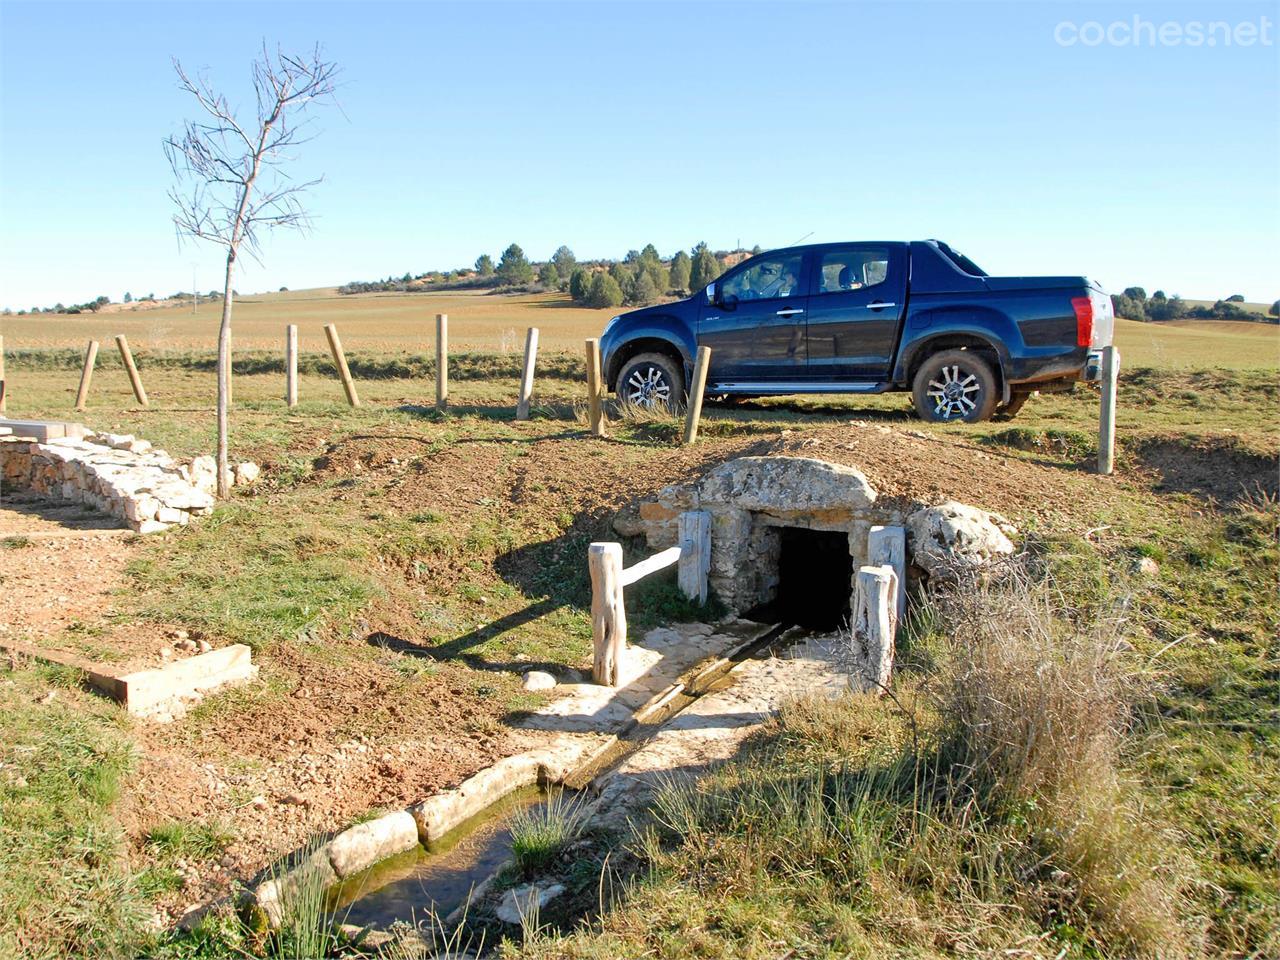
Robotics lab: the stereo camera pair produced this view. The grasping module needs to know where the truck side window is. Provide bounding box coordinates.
[815,248,890,295]
[721,253,804,302]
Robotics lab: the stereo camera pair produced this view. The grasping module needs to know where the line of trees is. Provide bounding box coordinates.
[1111,287,1278,323]
[338,240,753,308]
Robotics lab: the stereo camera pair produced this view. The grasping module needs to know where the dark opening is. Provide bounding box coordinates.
[748,527,852,630]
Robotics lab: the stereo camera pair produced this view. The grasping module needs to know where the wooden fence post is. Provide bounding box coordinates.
[682,345,712,445]
[516,327,539,420]
[114,335,149,407]
[585,338,606,437]
[851,565,897,693]
[323,323,360,407]
[75,340,99,411]
[589,542,627,686]
[1097,345,1119,475]
[436,313,448,411]
[285,324,298,407]
[867,524,906,623]
[0,333,6,413]
[677,510,711,603]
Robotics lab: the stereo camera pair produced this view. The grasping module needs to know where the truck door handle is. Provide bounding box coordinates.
[775,308,805,317]
[866,301,897,311]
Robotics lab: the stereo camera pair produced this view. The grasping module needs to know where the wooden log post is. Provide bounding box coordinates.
[682,345,712,445]
[435,313,448,411]
[1097,345,1119,475]
[867,524,906,624]
[589,542,627,686]
[323,323,360,407]
[516,327,539,420]
[285,324,298,407]
[677,510,712,603]
[585,338,606,437]
[75,340,99,411]
[850,564,897,694]
[114,335,149,407]
[0,333,6,413]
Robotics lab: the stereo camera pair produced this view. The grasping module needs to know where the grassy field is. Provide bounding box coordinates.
[4,286,1277,366]
[0,309,1276,958]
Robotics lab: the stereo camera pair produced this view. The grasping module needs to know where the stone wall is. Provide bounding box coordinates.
[616,456,902,613]
[0,431,256,533]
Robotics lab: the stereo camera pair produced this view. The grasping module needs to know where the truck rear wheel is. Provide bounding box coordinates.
[617,352,685,413]
[912,349,999,424]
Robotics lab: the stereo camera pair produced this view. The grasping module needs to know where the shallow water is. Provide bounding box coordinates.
[332,786,541,929]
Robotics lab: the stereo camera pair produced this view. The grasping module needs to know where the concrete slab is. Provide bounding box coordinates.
[0,419,88,441]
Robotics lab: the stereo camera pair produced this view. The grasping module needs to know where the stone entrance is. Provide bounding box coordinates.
[616,456,900,618]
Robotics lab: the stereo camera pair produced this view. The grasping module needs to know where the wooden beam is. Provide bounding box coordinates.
[682,345,712,444]
[677,509,712,603]
[516,327,539,420]
[620,545,682,587]
[585,338,605,437]
[436,313,448,411]
[867,524,906,624]
[589,542,626,686]
[74,340,98,411]
[1097,345,1119,475]
[851,565,897,693]
[323,323,360,407]
[114,335,149,406]
[285,324,298,407]
[0,333,7,413]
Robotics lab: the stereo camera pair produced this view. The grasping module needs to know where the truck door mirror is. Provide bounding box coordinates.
[705,281,718,305]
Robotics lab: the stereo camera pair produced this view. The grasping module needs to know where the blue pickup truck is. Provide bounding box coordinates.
[599,240,1114,423]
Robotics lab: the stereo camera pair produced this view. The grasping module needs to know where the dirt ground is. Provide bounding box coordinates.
[2,417,1275,923]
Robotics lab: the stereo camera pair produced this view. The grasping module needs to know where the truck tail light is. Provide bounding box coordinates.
[1071,296,1093,348]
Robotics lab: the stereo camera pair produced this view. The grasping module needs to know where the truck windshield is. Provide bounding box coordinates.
[935,241,987,277]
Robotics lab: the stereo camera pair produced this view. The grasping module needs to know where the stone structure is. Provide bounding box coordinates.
[617,456,892,613]
[0,423,257,533]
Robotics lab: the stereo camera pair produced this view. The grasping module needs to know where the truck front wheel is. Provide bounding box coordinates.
[912,349,999,424]
[617,352,685,413]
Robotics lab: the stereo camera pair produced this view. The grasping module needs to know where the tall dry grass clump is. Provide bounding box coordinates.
[918,563,1193,956]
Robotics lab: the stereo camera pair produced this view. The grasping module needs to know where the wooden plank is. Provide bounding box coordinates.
[115,335,149,406]
[0,333,7,413]
[677,509,712,603]
[285,324,298,407]
[516,327,539,420]
[584,338,605,436]
[436,313,449,411]
[323,323,360,407]
[1097,345,1119,475]
[74,340,98,411]
[682,345,712,444]
[589,542,626,686]
[867,524,906,623]
[0,639,125,701]
[620,545,682,587]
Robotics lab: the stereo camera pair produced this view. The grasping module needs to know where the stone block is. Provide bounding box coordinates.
[326,811,419,879]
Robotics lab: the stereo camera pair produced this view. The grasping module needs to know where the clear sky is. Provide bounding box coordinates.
[1,0,1277,309]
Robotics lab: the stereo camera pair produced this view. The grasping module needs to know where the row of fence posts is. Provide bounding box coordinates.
[0,331,1120,468]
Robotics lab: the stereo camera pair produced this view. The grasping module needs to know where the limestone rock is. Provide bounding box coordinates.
[234,461,260,486]
[696,456,876,515]
[906,501,1016,578]
[496,882,565,925]
[521,670,557,692]
[1136,556,1160,577]
[326,810,419,878]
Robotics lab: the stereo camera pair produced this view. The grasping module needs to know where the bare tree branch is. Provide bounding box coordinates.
[166,45,338,497]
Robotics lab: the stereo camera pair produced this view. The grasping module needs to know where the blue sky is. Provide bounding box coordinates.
[1,0,1277,309]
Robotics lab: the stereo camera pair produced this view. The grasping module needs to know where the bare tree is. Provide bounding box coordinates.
[164,45,337,497]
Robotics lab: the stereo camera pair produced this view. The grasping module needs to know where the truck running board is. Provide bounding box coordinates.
[710,381,891,395]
